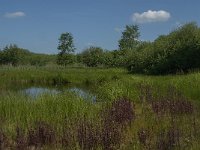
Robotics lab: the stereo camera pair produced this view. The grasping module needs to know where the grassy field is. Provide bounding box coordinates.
[0,66,200,149]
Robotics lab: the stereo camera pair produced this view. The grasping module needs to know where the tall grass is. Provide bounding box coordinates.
[0,66,200,149]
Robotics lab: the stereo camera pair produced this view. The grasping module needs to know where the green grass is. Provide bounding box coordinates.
[0,66,200,149]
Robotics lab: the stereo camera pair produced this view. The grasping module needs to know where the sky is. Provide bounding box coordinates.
[0,0,200,54]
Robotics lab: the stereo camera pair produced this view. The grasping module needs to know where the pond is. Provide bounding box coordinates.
[20,85,96,102]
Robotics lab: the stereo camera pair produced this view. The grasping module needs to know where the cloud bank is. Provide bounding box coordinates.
[4,11,26,18]
[132,10,170,23]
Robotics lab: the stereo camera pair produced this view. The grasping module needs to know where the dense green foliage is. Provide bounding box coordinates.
[76,22,200,73]
[0,44,56,66]
[128,22,200,74]
[57,53,76,66]
[1,22,200,74]
[0,44,30,66]
[77,47,133,68]
[78,46,109,67]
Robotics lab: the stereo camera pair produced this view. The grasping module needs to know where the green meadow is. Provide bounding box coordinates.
[0,66,199,149]
[1,1,200,149]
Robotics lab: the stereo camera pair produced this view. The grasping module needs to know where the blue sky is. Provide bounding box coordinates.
[0,0,200,54]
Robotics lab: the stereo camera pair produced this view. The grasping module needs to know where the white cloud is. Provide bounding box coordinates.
[132,10,170,23]
[4,11,26,18]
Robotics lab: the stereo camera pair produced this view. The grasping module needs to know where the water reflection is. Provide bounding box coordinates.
[23,87,59,98]
[22,86,96,102]
[69,87,96,102]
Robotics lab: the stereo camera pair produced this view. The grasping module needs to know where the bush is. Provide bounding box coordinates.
[79,47,105,67]
[57,53,76,66]
[128,22,200,75]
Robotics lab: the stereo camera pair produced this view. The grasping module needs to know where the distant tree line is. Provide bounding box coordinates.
[56,26,141,68]
[1,22,200,75]
[0,44,56,66]
[76,22,200,74]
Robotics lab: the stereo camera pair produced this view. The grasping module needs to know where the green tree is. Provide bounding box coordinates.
[127,22,200,75]
[110,50,127,67]
[57,32,75,65]
[149,22,200,74]
[58,32,75,54]
[0,44,30,66]
[102,50,114,67]
[118,25,140,51]
[57,53,76,66]
[127,41,154,73]
[80,46,104,67]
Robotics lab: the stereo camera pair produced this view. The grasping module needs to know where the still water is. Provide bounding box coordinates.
[21,86,96,102]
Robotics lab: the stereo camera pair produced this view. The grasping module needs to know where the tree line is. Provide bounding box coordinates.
[57,22,200,74]
[0,44,56,66]
[127,22,200,74]
[1,22,200,75]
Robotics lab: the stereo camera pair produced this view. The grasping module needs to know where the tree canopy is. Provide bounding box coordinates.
[127,22,200,74]
[57,32,75,54]
[57,32,76,65]
[118,25,140,51]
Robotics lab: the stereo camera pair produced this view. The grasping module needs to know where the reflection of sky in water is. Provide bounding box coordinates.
[22,87,96,102]
[23,87,59,98]
[69,87,96,102]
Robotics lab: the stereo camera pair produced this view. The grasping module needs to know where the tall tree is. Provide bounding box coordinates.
[58,32,75,54]
[57,32,75,65]
[118,25,140,51]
